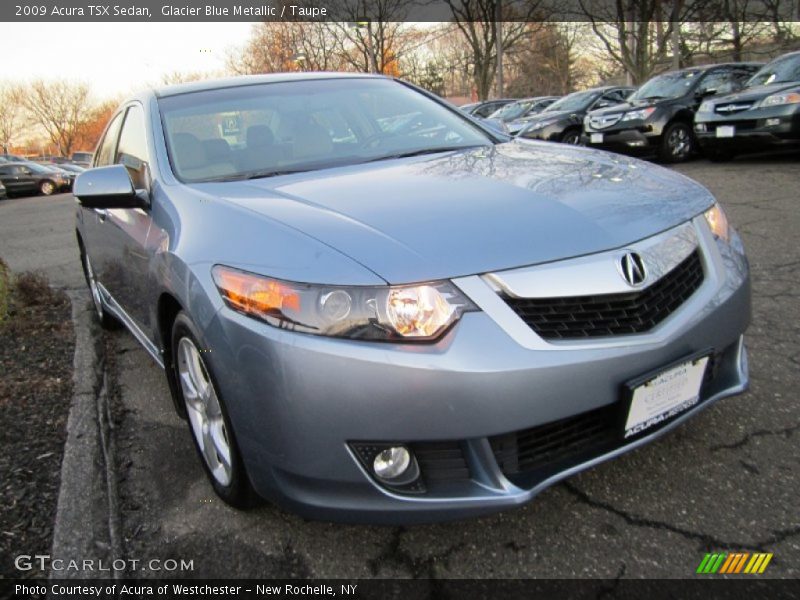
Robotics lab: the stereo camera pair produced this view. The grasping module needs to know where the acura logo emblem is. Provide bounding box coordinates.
[620,252,647,286]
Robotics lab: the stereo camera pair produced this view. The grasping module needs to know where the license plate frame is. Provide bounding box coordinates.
[622,350,712,440]
[716,125,735,138]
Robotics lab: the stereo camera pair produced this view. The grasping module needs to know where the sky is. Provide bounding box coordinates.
[1,22,255,99]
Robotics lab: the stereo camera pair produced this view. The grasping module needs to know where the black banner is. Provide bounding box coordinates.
[3,579,800,600]
[2,0,799,22]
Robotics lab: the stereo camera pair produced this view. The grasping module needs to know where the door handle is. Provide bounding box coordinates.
[95,208,108,221]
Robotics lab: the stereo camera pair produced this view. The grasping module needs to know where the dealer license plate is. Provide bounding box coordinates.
[590,133,604,144]
[624,356,709,439]
[716,126,735,138]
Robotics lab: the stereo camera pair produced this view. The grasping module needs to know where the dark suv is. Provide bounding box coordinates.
[584,63,762,162]
[517,86,635,145]
[694,51,800,160]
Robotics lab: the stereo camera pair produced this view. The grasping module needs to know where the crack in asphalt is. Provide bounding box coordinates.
[709,423,799,452]
[596,563,626,599]
[368,526,464,580]
[563,482,800,553]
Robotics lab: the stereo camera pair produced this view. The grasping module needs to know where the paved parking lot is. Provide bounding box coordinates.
[1,153,798,579]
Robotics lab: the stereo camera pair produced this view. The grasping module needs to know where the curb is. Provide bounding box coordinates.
[50,290,123,579]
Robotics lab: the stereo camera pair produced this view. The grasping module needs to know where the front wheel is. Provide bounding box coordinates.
[40,180,56,196]
[658,122,695,163]
[172,312,257,509]
[561,129,582,145]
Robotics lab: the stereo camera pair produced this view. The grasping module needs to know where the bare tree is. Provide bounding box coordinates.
[444,0,546,100]
[0,84,24,154]
[19,81,93,157]
[577,0,702,84]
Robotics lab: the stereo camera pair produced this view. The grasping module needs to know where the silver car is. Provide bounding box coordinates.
[74,73,750,523]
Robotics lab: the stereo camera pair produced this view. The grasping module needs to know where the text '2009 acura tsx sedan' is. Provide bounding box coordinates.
[74,73,751,524]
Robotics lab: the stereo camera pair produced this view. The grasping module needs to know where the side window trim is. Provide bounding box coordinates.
[94,110,125,168]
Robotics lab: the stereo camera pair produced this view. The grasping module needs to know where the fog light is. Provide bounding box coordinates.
[765,118,780,127]
[373,446,411,481]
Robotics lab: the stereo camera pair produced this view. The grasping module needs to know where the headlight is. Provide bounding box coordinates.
[526,119,557,131]
[621,107,656,121]
[704,203,730,243]
[759,91,800,108]
[698,101,714,113]
[211,265,476,342]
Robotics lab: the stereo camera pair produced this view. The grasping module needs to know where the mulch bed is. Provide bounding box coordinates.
[0,270,74,579]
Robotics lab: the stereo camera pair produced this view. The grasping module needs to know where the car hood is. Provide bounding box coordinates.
[523,110,574,123]
[710,81,800,103]
[195,141,715,284]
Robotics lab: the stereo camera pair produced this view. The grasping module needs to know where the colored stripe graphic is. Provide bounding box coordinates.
[700,553,774,575]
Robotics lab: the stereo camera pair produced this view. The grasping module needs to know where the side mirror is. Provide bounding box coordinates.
[74,165,145,209]
[696,88,717,98]
[593,99,613,109]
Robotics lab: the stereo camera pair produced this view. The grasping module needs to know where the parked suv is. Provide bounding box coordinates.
[694,51,800,160]
[518,86,635,145]
[584,63,762,162]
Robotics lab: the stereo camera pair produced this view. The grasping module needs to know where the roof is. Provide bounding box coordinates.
[153,71,382,98]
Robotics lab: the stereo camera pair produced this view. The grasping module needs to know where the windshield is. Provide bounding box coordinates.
[158,78,493,183]
[25,163,53,174]
[747,53,800,87]
[490,101,533,121]
[544,90,599,113]
[629,69,703,101]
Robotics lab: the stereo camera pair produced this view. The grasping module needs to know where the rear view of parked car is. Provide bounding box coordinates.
[519,86,635,145]
[71,151,94,167]
[584,63,761,162]
[694,51,800,160]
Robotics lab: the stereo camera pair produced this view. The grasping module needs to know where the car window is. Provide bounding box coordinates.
[545,90,600,113]
[747,53,800,87]
[159,78,491,183]
[696,69,736,96]
[115,105,150,190]
[629,69,704,101]
[95,112,124,167]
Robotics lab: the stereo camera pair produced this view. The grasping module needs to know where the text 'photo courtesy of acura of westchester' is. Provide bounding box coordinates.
[73,73,750,524]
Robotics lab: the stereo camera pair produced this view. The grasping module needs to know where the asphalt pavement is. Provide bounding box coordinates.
[0,154,797,580]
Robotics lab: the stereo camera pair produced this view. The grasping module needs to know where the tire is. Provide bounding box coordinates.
[706,148,736,162]
[171,311,257,509]
[658,122,695,163]
[561,129,582,145]
[40,180,56,196]
[79,246,121,330]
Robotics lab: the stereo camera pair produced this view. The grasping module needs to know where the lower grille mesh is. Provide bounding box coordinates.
[411,441,471,482]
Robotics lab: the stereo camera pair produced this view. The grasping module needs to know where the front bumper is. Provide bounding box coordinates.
[695,110,800,152]
[202,218,751,524]
[583,122,665,156]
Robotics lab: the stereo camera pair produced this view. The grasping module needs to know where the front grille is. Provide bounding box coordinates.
[490,405,618,480]
[411,441,471,482]
[503,250,704,340]
[715,102,754,114]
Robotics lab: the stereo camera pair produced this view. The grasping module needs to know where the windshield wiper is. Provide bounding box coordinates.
[363,145,487,164]
[639,95,667,100]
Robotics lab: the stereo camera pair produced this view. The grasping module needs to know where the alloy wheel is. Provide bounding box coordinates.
[177,337,232,486]
[668,127,692,159]
[41,181,55,195]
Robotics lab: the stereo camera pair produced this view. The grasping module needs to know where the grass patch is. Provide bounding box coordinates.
[0,258,9,324]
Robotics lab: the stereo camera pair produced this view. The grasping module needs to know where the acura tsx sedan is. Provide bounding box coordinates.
[74,73,751,523]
